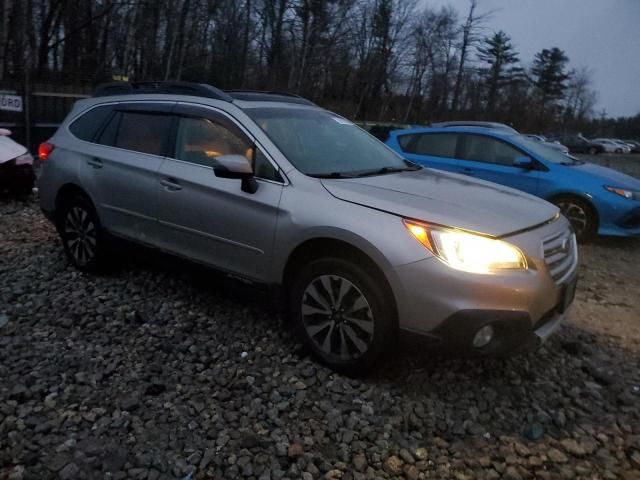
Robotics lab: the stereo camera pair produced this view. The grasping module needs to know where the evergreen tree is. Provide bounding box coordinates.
[476,30,520,112]
[531,47,570,107]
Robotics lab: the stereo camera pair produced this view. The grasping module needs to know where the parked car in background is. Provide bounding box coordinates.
[386,126,640,241]
[359,122,412,142]
[523,134,570,154]
[431,121,518,134]
[39,81,578,373]
[0,129,36,196]
[592,138,631,154]
[611,139,638,153]
[548,134,604,155]
[621,139,640,153]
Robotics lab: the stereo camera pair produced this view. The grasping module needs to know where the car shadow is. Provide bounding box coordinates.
[588,234,640,249]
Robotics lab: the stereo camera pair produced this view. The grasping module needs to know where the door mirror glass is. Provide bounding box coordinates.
[213,154,254,179]
[513,156,534,168]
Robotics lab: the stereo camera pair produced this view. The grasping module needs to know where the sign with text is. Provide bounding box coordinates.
[0,94,23,112]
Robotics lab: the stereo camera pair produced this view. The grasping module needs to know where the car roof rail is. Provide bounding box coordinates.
[93,81,234,102]
[225,90,316,106]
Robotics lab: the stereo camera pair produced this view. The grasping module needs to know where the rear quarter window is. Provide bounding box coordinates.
[68,105,115,142]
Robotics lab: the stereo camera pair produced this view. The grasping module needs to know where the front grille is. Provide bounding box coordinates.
[543,230,577,283]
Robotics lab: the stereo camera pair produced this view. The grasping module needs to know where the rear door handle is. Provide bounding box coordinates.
[87,158,103,169]
[462,168,475,175]
[160,178,182,191]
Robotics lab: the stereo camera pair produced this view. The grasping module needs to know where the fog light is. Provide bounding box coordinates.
[473,325,494,348]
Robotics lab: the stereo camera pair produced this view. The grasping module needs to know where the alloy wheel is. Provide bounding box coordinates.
[557,201,588,236]
[64,206,97,266]
[301,275,374,360]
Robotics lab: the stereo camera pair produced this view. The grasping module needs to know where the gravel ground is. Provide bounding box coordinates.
[1,196,639,480]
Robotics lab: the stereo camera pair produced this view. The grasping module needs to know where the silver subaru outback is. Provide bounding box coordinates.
[39,82,578,374]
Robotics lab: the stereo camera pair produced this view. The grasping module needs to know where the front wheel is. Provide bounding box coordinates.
[288,257,397,375]
[552,196,598,242]
[57,195,107,272]
[588,147,598,155]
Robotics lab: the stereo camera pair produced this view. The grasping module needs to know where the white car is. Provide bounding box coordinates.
[523,134,570,154]
[592,138,631,154]
[612,139,636,151]
[0,129,36,196]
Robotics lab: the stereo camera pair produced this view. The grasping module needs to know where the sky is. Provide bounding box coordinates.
[424,0,640,118]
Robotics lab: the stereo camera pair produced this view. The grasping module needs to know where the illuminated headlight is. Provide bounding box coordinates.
[605,186,640,200]
[404,220,527,274]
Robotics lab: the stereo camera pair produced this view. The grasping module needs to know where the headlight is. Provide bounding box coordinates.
[404,220,527,274]
[605,186,640,200]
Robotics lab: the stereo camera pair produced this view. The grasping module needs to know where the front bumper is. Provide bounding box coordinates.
[426,301,568,355]
[601,206,640,236]
[597,200,640,237]
[388,217,577,355]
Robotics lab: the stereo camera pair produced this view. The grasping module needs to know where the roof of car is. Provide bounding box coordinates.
[430,121,518,133]
[224,90,315,106]
[93,81,316,107]
[389,126,517,138]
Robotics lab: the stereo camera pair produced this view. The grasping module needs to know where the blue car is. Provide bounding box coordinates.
[386,127,640,240]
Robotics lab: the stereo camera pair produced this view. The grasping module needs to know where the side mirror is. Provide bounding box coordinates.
[513,156,534,169]
[212,154,259,194]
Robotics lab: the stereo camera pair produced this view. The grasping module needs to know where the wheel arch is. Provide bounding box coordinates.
[280,237,398,319]
[546,192,600,228]
[54,183,97,223]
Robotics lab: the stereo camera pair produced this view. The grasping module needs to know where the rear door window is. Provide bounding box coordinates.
[461,135,523,166]
[400,133,460,158]
[69,105,115,142]
[114,112,174,156]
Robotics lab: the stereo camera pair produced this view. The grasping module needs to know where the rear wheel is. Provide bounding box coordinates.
[288,257,397,375]
[552,196,598,242]
[57,195,106,272]
[588,147,598,155]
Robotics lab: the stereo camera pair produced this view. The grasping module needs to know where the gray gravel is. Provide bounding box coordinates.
[1,197,639,480]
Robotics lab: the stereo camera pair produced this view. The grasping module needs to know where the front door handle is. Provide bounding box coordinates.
[87,158,103,169]
[462,168,475,175]
[160,178,182,191]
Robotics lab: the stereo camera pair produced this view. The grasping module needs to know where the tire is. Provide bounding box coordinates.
[588,147,597,155]
[57,194,107,272]
[615,148,622,154]
[552,196,598,242]
[288,257,397,375]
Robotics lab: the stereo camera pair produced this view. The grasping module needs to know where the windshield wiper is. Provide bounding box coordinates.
[308,172,356,179]
[352,165,422,177]
[309,163,422,179]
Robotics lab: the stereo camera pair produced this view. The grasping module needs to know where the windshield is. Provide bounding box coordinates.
[516,136,579,164]
[246,107,415,177]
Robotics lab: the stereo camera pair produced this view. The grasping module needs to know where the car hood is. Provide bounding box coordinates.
[321,168,559,237]
[568,161,640,189]
[0,136,28,164]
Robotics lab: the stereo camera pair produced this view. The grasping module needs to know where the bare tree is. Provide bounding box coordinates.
[0,0,603,130]
[450,0,490,113]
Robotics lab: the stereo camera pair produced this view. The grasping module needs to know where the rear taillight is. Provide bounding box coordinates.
[39,142,55,162]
